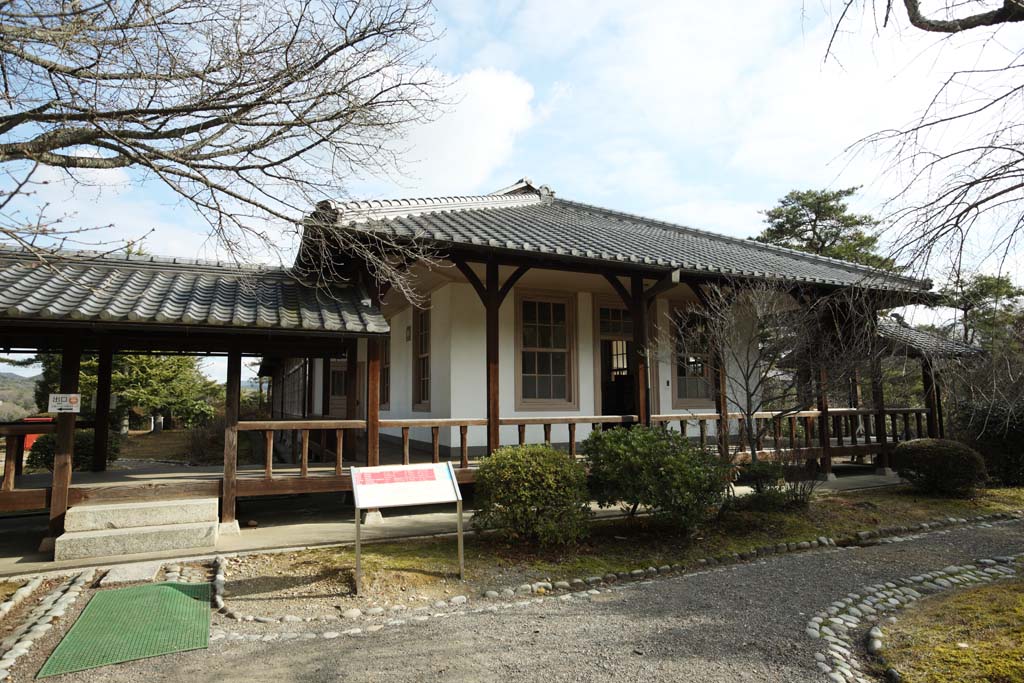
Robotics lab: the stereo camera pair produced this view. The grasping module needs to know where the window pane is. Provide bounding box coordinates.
[536,376,551,399]
[537,325,551,348]
[523,324,537,347]
[537,352,551,374]
[552,303,565,323]
[523,376,536,399]
[523,301,536,323]
[551,352,565,375]
[522,351,535,374]
[552,327,566,348]
[552,376,566,399]
[537,302,551,324]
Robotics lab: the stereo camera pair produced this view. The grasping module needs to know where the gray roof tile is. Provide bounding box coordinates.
[326,182,930,292]
[0,249,387,335]
[876,316,980,358]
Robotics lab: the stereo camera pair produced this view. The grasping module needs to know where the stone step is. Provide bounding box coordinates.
[64,498,219,532]
[54,521,218,561]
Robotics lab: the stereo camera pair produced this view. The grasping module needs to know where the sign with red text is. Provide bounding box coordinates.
[351,462,461,509]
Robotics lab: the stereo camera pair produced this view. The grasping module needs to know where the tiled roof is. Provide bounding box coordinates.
[876,316,981,358]
[0,249,388,334]
[320,179,930,292]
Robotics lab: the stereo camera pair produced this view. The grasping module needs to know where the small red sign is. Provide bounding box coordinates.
[354,468,437,486]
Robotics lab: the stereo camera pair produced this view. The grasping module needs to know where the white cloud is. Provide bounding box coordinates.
[383,68,536,196]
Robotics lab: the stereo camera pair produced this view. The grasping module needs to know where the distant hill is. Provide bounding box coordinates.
[0,372,40,421]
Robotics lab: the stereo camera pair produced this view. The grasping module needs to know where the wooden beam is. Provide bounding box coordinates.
[49,338,81,536]
[222,348,241,525]
[497,265,530,304]
[817,367,832,477]
[92,341,113,472]
[485,259,500,455]
[630,274,650,425]
[921,357,939,438]
[643,271,680,304]
[452,259,487,303]
[344,339,358,453]
[604,274,631,308]
[366,337,381,467]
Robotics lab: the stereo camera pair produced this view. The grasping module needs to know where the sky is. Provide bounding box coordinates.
[3,1,1021,381]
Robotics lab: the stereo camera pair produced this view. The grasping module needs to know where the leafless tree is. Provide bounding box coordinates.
[664,279,879,463]
[825,1,1024,277]
[0,0,444,298]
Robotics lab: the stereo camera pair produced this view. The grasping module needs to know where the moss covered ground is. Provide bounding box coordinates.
[882,576,1024,683]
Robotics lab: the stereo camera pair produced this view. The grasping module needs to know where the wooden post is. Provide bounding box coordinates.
[335,429,344,475]
[485,259,500,455]
[300,429,309,477]
[935,378,946,437]
[630,274,649,425]
[366,337,380,467]
[92,341,113,472]
[921,357,939,438]
[870,352,889,471]
[2,436,20,491]
[49,339,81,536]
[321,354,331,455]
[816,367,832,479]
[345,340,358,454]
[459,425,469,468]
[263,431,273,480]
[222,349,241,525]
[715,364,729,458]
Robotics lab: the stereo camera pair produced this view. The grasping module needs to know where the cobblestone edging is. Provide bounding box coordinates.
[0,570,94,679]
[805,527,1023,682]
[0,577,42,622]
[207,510,1024,646]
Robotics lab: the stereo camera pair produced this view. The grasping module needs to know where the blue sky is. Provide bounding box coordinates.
[2,1,1017,380]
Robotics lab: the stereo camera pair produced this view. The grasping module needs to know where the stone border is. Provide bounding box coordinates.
[210,510,1024,628]
[0,569,94,679]
[804,528,1023,682]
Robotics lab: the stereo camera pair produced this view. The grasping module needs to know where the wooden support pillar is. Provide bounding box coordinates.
[485,260,500,455]
[366,337,381,467]
[321,354,331,455]
[935,377,946,437]
[92,341,113,472]
[3,436,22,491]
[870,353,890,471]
[222,349,241,525]
[816,367,833,479]
[344,339,358,453]
[714,363,729,458]
[49,339,81,537]
[921,357,939,438]
[630,274,649,426]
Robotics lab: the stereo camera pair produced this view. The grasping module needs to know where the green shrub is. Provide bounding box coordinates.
[892,438,988,497]
[742,460,784,494]
[472,444,591,545]
[951,400,1024,486]
[582,426,729,532]
[27,430,121,471]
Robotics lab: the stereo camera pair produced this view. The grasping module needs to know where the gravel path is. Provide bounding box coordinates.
[42,520,1024,683]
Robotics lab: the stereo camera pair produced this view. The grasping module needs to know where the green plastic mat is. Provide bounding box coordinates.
[38,582,210,678]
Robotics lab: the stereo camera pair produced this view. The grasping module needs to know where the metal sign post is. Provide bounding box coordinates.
[350,461,463,595]
[354,505,362,596]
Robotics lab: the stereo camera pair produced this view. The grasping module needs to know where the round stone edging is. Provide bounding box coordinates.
[207,509,1024,638]
[0,576,43,621]
[804,530,1023,682]
[0,569,94,679]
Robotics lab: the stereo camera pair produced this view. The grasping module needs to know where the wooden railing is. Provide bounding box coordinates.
[651,406,930,456]
[0,421,94,495]
[237,419,366,480]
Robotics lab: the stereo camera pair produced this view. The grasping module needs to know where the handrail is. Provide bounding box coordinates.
[237,419,366,431]
[0,421,96,436]
[498,415,638,426]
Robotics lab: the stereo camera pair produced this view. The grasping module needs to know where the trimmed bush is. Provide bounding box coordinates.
[582,426,729,532]
[472,444,591,545]
[952,400,1024,486]
[27,430,121,471]
[892,438,988,497]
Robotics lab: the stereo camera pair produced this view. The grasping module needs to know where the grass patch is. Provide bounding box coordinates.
[270,486,1024,600]
[881,576,1024,683]
[0,580,21,603]
[120,430,191,462]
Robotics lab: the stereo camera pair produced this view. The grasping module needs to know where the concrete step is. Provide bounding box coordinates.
[64,498,219,532]
[54,521,218,561]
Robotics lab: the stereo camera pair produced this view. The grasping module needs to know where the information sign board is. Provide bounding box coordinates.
[47,393,81,413]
